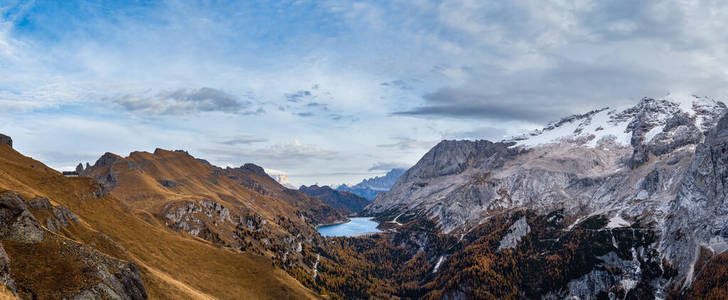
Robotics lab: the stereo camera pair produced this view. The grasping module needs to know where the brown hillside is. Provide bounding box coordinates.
[80,149,345,265]
[0,143,321,299]
[82,148,343,226]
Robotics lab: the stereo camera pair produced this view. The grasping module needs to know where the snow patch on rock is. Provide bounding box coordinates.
[606,215,631,229]
[432,256,446,273]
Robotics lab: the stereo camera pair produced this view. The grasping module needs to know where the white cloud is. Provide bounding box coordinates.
[3,1,728,185]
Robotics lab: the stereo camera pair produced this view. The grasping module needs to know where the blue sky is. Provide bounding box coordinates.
[2,1,728,186]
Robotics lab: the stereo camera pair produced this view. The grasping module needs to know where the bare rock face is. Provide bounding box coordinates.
[0,134,11,148]
[26,197,80,233]
[0,242,16,296]
[405,140,518,180]
[27,197,52,210]
[625,99,687,168]
[70,255,147,300]
[662,110,728,286]
[363,140,523,232]
[242,163,267,176]
[96,152,121,167]
[0,193,44,243]
[497,216,530,251]
[81,152,124,187]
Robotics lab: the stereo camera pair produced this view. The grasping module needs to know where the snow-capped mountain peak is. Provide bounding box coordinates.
[509,94,726,149]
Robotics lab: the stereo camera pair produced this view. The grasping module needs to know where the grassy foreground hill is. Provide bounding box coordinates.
[0,141,322,299]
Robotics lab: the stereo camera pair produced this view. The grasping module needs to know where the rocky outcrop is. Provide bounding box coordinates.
[497,216,530,251]
[648,112,703,157]
[624,99,701,168]
[162,200,233,239]
[81,152,124,187]
[96,152,122,168]
[68,252,147,300]
[0,192,147,299]
[0,193,44,243]
[0,134,11,148]
[242,163,267,177]
[27,197,80,232]
[403,140,517,180]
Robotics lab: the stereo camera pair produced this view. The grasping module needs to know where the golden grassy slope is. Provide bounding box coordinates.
[86,149,341,225]
[81,148,343,267]
[0,144,320,299]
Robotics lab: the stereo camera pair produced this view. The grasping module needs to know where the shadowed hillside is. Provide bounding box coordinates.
[300,185,370,214]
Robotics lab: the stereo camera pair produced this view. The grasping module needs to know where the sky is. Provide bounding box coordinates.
[2,1,728,186]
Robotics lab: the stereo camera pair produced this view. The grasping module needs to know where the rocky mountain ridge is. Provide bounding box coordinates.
[337,168,405,200]
[299,185,370,214]
[363,94,728,297]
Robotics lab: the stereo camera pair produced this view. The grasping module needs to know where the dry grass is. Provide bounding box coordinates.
[88,148,341,225]
[3,236,104,299]
[0,144,320,299]
[0,284,16,300]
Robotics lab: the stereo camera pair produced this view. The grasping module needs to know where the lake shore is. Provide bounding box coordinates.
[317,217,381,237]
[315,218,350,229]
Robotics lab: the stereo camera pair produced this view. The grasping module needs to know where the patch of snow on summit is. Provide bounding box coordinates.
[645,125,664,143]
[508,93,727,149]
[512,108,632,149]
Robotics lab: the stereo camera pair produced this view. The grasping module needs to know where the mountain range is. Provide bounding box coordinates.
[361,94,728,298]
[299,185,370,215]
[1,94,728,298]
[336,168,406,200]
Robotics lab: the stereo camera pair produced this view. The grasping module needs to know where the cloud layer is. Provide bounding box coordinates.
[114,88,249,115]
[2,1,728,185]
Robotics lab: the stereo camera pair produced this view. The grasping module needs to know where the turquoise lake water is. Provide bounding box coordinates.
[317,217,381,237]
